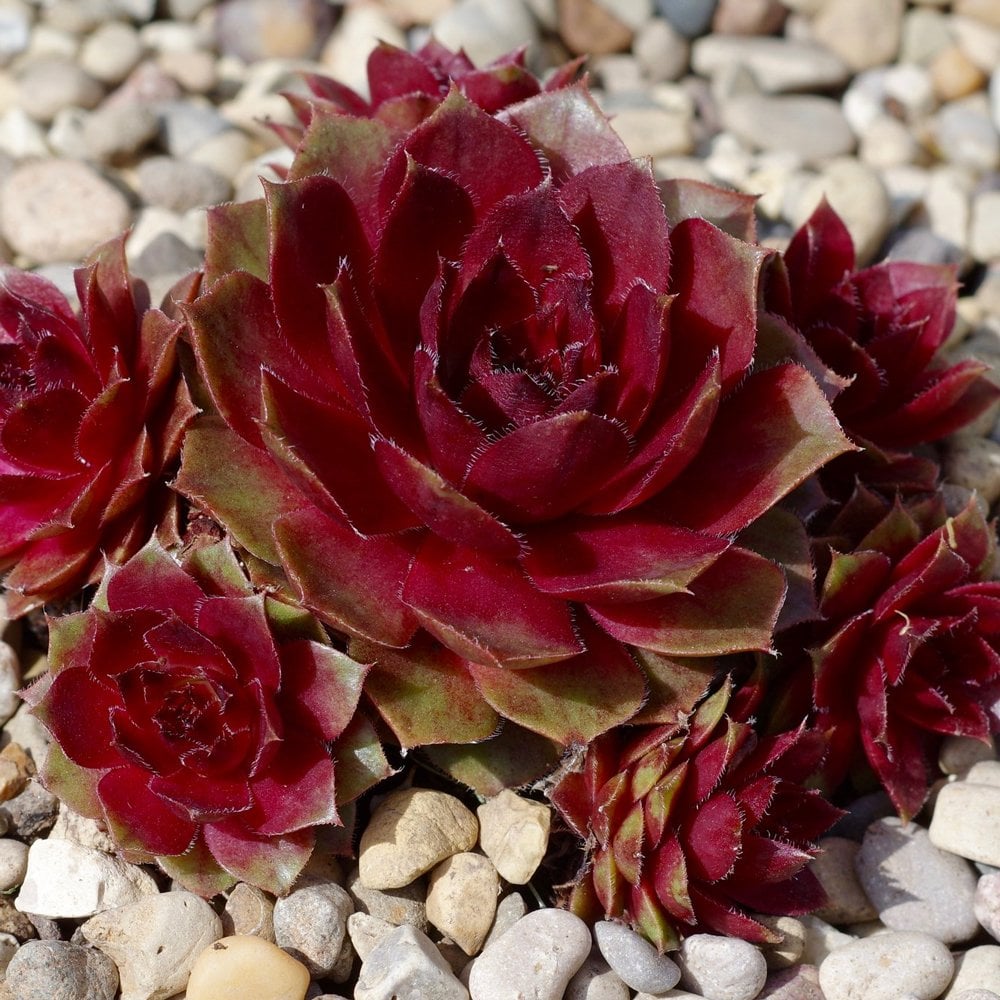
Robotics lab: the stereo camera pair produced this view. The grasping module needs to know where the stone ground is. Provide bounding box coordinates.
[0,0,999,998]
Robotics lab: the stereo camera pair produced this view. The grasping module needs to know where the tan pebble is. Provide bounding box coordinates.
[359,788,478,890]
[557,0,633,55]
[222,883,275,942]
[930,44,987,101]
[940,734,997,776]
[477,789,551,885]
[426,852,499,956]
[185,935,310,1000]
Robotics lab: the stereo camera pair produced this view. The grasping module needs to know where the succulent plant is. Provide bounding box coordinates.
[0,240,197,616]
[24,539,390,895]
[550,677,841,950]
[276,39,579,145]
[177,48,853,750]
[794,489,1000,820]
[762,201,999,493]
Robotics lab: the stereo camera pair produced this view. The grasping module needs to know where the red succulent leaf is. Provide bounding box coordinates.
[588,547,786,657]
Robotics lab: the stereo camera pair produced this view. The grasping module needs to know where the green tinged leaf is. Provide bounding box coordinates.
[204,199,269,285]
[175,417,305,566]
[418,723,562,797]
[157,836,237,897]
[330,713,395,805]
[351,635,499,748]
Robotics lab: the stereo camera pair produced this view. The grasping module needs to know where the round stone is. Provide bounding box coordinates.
[593,920,681,993]
[817,931,953,1000]
[0,160,131,265]
[469,909,591,1000]
[856,817,979,943]
[4,940,118,1000]
[676,935,767,1000]
[186,935,311,1000]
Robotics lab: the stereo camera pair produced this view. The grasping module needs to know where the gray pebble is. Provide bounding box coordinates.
[82,103,159,163]
[0,779,58,839]
[655,0,719,38]
[5,940,118,1000]
[469,909,591,1000]
[933,101,1000,173]
[347,911,395,963]
[273,882,353,979]
[944,436,1000,507]
[721,94,856,162]
[593,920,681,994]
[137,155,231,211]
[348,865,428,932]
[156,100,232,157]
[810,838,878,925]
[0,5,30,66]
[16,56,103,124]
[692,36,850,94]
[856,818,980,944]
[431,0,539,70]
[758,963,825,1000]
[633,17,690,82]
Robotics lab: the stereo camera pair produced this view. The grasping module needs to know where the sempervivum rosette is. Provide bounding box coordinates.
[177,56,852,750]
[762,201,999,493]
[795,491,1000,820]
[275,39,580,152]
[0,240,196,615]
[25,540,390,895]
[550,678,841,950]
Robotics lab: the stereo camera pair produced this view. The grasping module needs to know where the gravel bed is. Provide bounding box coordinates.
[0,0,999,998]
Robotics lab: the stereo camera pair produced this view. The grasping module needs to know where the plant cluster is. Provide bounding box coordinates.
[4,42,999,946]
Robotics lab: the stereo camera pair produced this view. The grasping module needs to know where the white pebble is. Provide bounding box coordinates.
[818,931,954,1000]
[564,952,630,1000]
[930,776,1000,868]
[811,838,878,925]
[355,923,469,1000]
[676,934,768,1000]
[348,911,395,962]
[469,908,591,1000]
[15,838,158,919]
[976,871,1000,941]
[946,945,1000,996]
[81,891,222,1000]
[0,159,131,264]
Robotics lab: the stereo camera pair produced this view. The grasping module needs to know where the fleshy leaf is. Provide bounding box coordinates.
[352,634,499,747]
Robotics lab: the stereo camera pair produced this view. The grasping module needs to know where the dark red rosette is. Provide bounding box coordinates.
[550,677,841,950]
[0,240,196,615]
[26,540,391,895]
[762,201,999,494]
[802,491,1000,819]
[177,46,851,750]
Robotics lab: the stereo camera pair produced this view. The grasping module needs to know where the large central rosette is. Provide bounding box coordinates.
[178,70,852,747]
